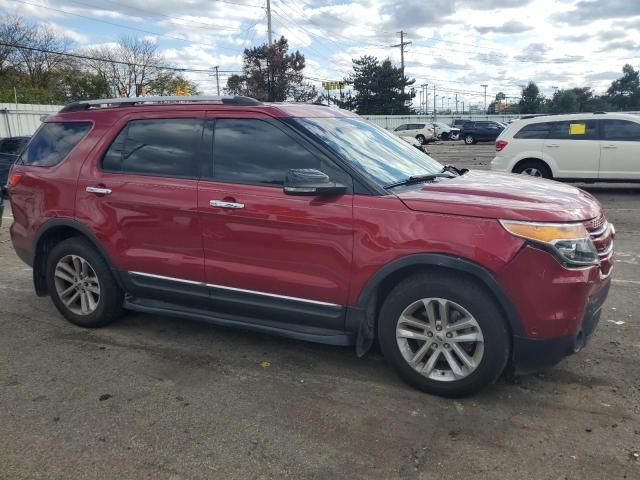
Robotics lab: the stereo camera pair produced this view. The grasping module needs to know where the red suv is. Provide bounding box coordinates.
[6,96,614,397]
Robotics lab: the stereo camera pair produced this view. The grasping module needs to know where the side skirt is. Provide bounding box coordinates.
[124,297,355,347]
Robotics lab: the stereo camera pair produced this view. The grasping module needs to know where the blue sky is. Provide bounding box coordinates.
[1,0,639,108]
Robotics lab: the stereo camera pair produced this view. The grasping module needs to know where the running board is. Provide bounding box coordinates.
[124,297,355,347]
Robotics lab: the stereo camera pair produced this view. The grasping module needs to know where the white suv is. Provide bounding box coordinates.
[392,123,436,145]
[491,113,640,181]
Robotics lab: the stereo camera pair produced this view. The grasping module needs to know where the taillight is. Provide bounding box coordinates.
[7,172,23,188]
[496,139,509,152]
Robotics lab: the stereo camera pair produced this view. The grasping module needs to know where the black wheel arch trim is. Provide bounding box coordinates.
[32,218,124,295]
[349,253,523,357]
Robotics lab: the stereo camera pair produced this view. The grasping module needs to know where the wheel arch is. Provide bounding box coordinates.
[32,219,121,296]
[348,253,522,357]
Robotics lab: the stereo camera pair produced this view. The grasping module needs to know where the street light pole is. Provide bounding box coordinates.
[480,84,488,113]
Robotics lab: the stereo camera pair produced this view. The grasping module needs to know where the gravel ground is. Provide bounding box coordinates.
[1,143,639,479]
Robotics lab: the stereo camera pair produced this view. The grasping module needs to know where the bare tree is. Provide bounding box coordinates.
[86,37,164,97]
[0,15,34,74]
[17,24,71,88]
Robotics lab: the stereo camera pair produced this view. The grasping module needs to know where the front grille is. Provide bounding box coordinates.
[584,214,614,275]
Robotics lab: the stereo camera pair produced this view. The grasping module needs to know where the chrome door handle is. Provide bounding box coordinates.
[210,200,244,209]
[86,186,112,195]
[602,145,617,149]
[547,144,560,148]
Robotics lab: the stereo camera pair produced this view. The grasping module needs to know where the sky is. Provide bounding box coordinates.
[1,0,639,109]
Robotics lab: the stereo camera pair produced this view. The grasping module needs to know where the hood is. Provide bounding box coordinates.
[395,170,601,222]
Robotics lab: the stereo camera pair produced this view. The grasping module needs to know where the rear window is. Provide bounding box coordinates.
[514,122,551,139]
[20,122,91,167]
[547,120,597,140]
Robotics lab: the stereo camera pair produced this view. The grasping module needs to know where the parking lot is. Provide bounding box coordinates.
[1,142,638,480]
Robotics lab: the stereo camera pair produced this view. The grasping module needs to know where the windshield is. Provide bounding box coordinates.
[293,117,443,186]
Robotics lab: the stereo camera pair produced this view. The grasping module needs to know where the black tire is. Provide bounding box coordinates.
[46,237,124,328]
[441,132,450,140]
[464,134,476,145]
[378,273,510,397]
[513,159,552,179]
[415,134,427,145]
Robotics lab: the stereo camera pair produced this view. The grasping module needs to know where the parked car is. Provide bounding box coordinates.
[432,122,460,140]
[451,119,468,129]
[0,136,30,188]
[0,136,29,227]
[392,123,436,144]
[491,113,640,181]
[6,96,613,397]
[460,121,505,144]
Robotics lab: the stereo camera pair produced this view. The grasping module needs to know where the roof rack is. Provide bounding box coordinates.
[59,95,261,113]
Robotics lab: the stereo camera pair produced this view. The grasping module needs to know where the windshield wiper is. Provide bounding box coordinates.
[384,173,456,189]
[441,164,468,176]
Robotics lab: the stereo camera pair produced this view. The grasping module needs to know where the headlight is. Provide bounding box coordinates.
[500,220,599,267]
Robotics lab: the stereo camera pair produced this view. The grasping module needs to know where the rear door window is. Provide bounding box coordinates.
[102,118,203,178]
[601,119,640,141]
[0,138,27,155]
[394,124,407,131]
[20,122,91,167]
[514,122,552,139]
[548,120,598,140]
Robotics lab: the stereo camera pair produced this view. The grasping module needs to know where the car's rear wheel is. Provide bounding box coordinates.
[464,134,476,145]
[46,237,124,328]
[378,273,510,397]
[416,134,427,145]
[441,132,450,140]
[513,160,552,179]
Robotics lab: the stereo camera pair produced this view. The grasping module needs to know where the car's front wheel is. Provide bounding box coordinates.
[378,273,510,397]
[46,237,124,328]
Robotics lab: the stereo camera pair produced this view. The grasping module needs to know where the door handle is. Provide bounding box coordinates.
[86,186,112,195]
[602,145,617,149]
[547,144,560,148]
[210,199,244,209]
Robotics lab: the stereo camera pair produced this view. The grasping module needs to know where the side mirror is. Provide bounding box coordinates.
[283,169,347,196]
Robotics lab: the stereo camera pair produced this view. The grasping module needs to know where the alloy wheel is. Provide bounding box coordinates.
[396,298,484,382]
[54,254,101,316]
[522,167,543,177]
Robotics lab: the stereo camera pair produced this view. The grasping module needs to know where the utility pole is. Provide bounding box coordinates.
[266,0,272,46]
[480,84,488,113]
[455,93,458,114]
[391,31,412,95]
[433,84,437,121]
[420,83,428,115]
[213,66,220,95]
[462,101,465,114]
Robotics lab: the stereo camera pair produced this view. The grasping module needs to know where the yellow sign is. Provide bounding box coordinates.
[322,81,346,90]
[569,123,586,135]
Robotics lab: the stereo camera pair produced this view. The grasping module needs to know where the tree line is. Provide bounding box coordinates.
[492,65,640,115]
[0,15,199,104]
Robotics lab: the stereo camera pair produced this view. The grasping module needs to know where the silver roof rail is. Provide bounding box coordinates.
[60,95,261,113]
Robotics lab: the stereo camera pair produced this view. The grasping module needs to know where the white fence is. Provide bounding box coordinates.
[0,103,61,137]
[362,114,522,130]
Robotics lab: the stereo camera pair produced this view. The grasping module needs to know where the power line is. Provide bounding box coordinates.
[10,0,241,52]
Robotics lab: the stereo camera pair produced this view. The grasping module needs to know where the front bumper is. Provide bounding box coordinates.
[511,278,610,373]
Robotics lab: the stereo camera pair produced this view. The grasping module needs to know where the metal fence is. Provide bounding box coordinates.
[0,103,61,137]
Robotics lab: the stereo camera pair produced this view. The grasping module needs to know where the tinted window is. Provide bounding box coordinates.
[462,122,474,129]
[20,122,91,167]
[414,124,425,129]
[213,119,327,186]
[514,122,551,139]
[102,119,203,178]
[394,124,407,131]
[0,138,28,155]
[601,119,640,141]
[548,120,597,140]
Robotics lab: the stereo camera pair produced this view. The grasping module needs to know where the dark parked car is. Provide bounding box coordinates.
[0,136,29,187]
[5,96,613,397]
[0,136,29,227]
[460,121,504,144]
